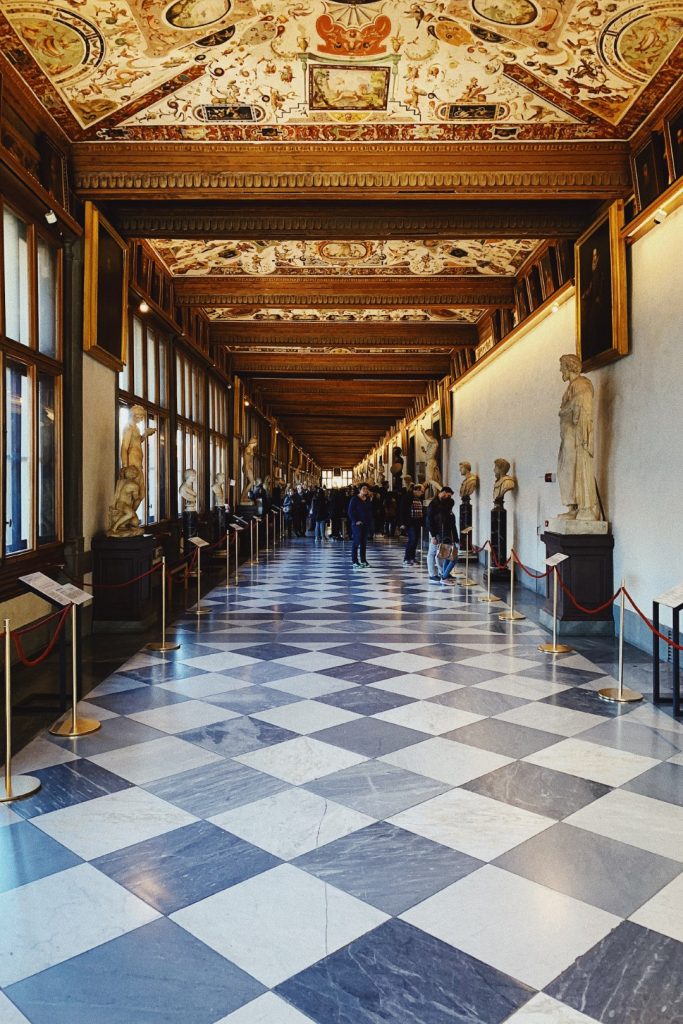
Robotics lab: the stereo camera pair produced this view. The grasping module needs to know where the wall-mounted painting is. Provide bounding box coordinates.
[575,201,628,371]
[665,103,683,181]
[83,202,128,372]
[309,66,390,111]
[631,133,669,211]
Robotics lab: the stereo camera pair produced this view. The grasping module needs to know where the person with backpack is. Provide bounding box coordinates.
[425,486,459,584]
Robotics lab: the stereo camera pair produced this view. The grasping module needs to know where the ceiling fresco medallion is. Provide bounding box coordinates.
[204,306,483,323]
[150,238,539,277]
[0,0,680,139]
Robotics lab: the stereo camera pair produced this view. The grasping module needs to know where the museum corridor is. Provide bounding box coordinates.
[1,539,682,1024]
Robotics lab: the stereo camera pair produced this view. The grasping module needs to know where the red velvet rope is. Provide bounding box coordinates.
[556,570,623,615]
[12,605,71,667]
[512,549,551,580]
[624,588,683,651]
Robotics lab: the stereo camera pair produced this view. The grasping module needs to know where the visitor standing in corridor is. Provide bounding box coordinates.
[348,484,373,568]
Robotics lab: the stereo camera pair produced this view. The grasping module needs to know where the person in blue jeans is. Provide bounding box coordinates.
[347,484,373,568]
[426,488,459,584]
[400,484,424,564]
[310,487,329,542]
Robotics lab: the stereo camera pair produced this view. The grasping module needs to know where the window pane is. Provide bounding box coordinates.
[147,331,157,405]
[3,208,30,345]
[176,426,183,499]
[5,361,32,553]
[176,354,182,416]
[158,339,167,408]
[158,417,167,520]
[133,317,144,397]
[37,238,58,357]
[147,414,157,524]
[38,373,57,543]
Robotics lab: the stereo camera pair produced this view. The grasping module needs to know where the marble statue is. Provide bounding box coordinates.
[108,404,155,537]
[367,464,376,485]
[212,472,226,507]
[179,468,198,511]
[390,446,404,490]
[557,353,600,521]
[420,426,442,495]
[459,461,479,499]
[240,434,258,502]
[493,458,516,507]
[376,459,386,485]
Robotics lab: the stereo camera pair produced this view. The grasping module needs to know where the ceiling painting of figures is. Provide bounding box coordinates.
[203,306,483,322]
[150,237,539,276]
[0,0,681,140]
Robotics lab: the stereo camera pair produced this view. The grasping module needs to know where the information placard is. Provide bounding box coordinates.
[545,552,569,567]
[20,572,92,606]
[229,524,245,532]
[655,583,683,609]
[189,536,210,548]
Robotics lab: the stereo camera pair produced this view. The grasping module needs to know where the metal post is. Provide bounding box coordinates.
[265,513,269,555]
[481,544,501,603]
[1,619,41,802]
[599,582,642,703]
[420,526,424,565]
[538,568,572,655]
[147,557,181,651]
[223,530,231,589]
[459,531,475,587]
[500,552,525,622]
[50,606,101,736]
[195,547,209,618]
[234,530,239,585]
[250,519,255,564]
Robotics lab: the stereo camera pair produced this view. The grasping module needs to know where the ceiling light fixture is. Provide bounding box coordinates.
[138,300,150,313]
[244,399,250,406]
[551,302,560,314]
[44,209,57,225]
[653,208,668,224]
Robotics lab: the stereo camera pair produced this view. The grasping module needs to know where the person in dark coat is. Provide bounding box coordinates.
[400,484,424,565]
[347,484,373,568]
[311,487,329,543]
[426,487,459,584]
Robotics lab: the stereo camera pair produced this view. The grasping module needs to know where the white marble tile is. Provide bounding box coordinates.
[215,993,316,1023]
[669,750,683,766]
[235,737,367,786]
[262,673,355,698]
[495,702,606,737]
[457,653,542,673]
[524,737,659,787]
[211,787,374,860]
[251,700,361,735]
[402,865,618,990]
[120,652,163,671]
[370,642,434,652]
[0,863,159,986]
[629,871,683,943]
[475,674,571,700]
[0,805,21,827]
[86,676,146,697]
[87,735,223,784]
[368,652,448,673]
[389,788,553,861]
[374,701,482,735]
[158,673,252,698]
[181,652,260,672]
[171,864,387,987]
[32,786,197,859]
[492,991,599,1022]
[0,993,31,1023]
[557,654,604,675]
[8,735,78,773]
[128,700,241,734]
[380,737,511,787]
[74,701,120,721]
[565,789,683,862]
[626,705,683,734]
[368,674,461,699]
[272,652,353,671]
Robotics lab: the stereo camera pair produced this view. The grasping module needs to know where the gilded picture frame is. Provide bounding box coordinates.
[83,202,128,372]
[664,103,683,181]
[575,201,628,371]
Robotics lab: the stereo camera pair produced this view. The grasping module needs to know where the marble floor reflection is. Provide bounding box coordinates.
[2,537,682,1024]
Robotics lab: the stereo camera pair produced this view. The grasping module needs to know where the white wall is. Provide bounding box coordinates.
[82,354,117,553]
[444,204,683,647]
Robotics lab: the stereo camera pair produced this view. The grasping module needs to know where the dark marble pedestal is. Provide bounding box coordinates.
[182,510,198,549]
[459,497,473,557]
[211,506,227,543]
[485,506,508,582]
[540,529,615,636]
[92,533,157,631]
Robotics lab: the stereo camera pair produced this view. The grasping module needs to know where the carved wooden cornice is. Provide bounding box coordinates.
[209,322,478,345]
[73,142,631,200]
[232,353,449,375]
[108,199,598,240]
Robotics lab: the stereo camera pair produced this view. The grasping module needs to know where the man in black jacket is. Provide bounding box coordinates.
[347,484,373,568]
[426,486,458,583]
[400,484,424,565]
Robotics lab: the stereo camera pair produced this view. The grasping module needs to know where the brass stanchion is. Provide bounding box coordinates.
[538,565,573,654]
[249,519,256,564]
[147,557,181,651]
[265,513,269,556]
[599,582,643,703]
[480,545,501,603]
[500,552,526,622]
[222,530,231,590]
[233,526,240,585]
[254,517,261,563]
[1,619,41,802]
[50,605,101,737]
[419,526,424,566]
[192,539,210,618]
[458,528,476,587]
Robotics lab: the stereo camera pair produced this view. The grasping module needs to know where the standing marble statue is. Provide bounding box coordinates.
[493,458,516,507]
[420,426,442,495]
[459,461,479,499]
[376,458,386,485]
[557,354,600,521]
[240,434,258,503]
[108,404,155,536]
[390,446,404,491]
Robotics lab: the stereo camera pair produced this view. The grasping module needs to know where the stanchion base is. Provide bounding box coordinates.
[458,578,477,587]
[598,686,643,704]
[538,642,573,654]
[222,583,231,591]
[146,640,181,652]
[193,606,211,616]
[499,611,526,621]
[49,716,102,738]
[480,595,502,603]
[0,775,42,802]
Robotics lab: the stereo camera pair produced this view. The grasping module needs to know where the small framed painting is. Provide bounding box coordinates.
[665,103,683,181]
[83,202,128,372]
[575,201,628,371]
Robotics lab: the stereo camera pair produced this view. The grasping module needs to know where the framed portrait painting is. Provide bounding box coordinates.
[83,202,128,372]
[575,201,628,371]
[631,134,668,212]
[665,103,683,181]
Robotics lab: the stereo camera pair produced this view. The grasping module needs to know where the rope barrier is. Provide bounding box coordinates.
[556,572,623,615]
[624,588,683,652]
[81,563,162,590]
[489,545,511,571]
[512,549,552,580]
[12,605,71,668]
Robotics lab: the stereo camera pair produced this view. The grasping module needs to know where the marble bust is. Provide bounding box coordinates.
[493,458,516,507]
[212,472,226,507]
[459,461,479,500]
[557,353,600,521]
[179,468,198,511]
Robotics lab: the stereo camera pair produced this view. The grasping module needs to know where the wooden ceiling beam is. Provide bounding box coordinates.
[210,322,478,345]
[235,354,448,375]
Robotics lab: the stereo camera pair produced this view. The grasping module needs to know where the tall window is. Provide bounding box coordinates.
[175,348,204,508]
[118,316,169,524]
[208,377,228,501]
[322,470,352,488]
[0,202,62,560]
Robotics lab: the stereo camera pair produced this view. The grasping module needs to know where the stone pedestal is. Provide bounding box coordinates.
[92,533,156,630]
[459,497,473,557]
[540,529,615,636]
[486,506,508,582]
[211,506,227,542]
[182,509,198,549]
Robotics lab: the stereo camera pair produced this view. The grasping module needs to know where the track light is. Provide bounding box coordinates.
[551,302,560,314]
[138,300,150,313]
[45,209,57,225]
[653,208,668,224]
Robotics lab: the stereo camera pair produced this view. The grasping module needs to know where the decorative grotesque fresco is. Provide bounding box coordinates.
[204,306,483,322]
[0,0,681,139]
[151,237,539,276]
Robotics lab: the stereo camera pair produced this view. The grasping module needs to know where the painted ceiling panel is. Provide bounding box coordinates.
[203,305,483,322]
[1,0,681,140]
[150,237,540,276]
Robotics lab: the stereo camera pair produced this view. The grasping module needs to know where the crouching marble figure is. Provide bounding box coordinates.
[107,404,155,537]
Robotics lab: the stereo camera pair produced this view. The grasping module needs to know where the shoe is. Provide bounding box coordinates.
[352,562,361,569]
[360,561,370,568]
[441,577,456,585]
[429,576,441,584]
[403,559,415,566]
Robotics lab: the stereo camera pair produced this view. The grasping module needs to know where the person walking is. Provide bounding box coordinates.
[400,484,424,565]
[426,486,459,583]
[282,486,295,539]
[348,484,373,568]
[311,487,329,543]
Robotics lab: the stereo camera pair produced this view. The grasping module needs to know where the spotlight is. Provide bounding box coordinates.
[551,302,560,314]
[244,399,250,406]
[45,209,57,225]
[138,300,150,313]
[653,208,668,224]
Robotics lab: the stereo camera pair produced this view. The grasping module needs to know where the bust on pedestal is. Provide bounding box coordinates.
[458,460,479,555]
[180,468,198,548]
[490,458,516,579]
[390,447,404,492]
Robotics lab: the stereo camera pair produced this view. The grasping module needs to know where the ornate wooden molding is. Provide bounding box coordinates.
[232,353,449,375]
[108,199,598,240]
[209,321,478,345]
[73,142,631,199]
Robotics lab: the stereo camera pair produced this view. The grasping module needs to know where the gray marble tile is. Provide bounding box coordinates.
[145,759,289,818]
[431,687,529,717]
[304,760,451,819]
[622,761,683,807]
[578,718,683,759]
[46,716,168,757]
[444,718,562,759]
[547,921,683,1024]
[494,822,681,917]
[178,717,297,758]
[462,760,610,819]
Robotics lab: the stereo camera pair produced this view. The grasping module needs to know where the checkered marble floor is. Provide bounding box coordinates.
[2,537,683,1024]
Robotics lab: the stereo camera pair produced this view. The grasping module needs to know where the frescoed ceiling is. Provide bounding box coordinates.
[203,305,483,322]
[0,0,681,141]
